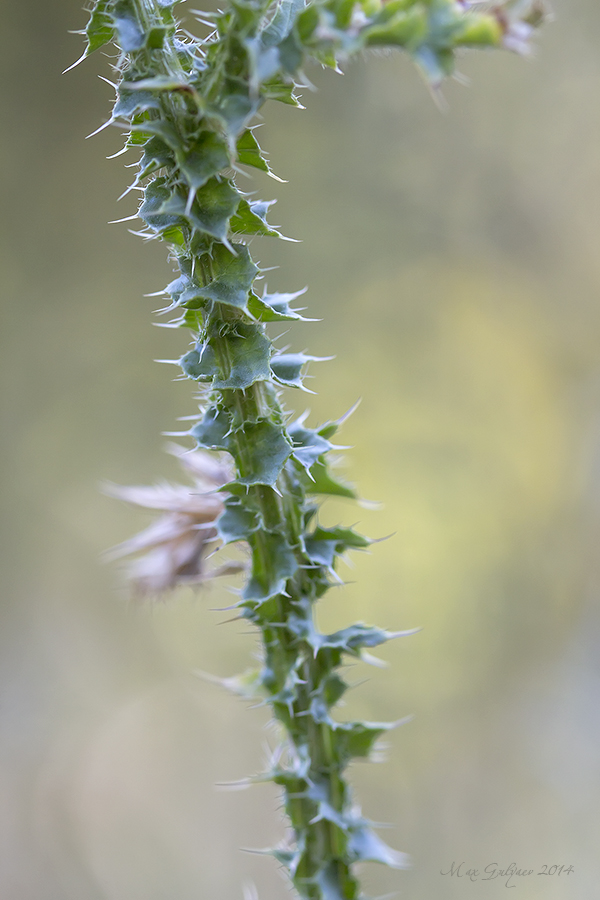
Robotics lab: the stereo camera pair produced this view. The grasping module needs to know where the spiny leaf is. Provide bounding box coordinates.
[235,419,292,486]
[114,1,146,51]
[218,497,260,543]
[213,90,259,138]
[313,863,355,900]
[261,77,302,106]
[244,531,298,600]
[302,459,357,499]
[362,6,428,50]
[122,75,191,91]
[230,199,282,238]
[248,288,310,322]
[83,0,542,894]
[85,0,115,55]
[236,129,282,179]
[139,178,185,230]
[180,325,272,389]
[190,406,232,450]
[271,353,323,389]
[177,132,232,192]
[333,720,394,761]
[304,525,370,568]
[139,136,174,177]
[288,419,332,469]
[347,826,410,868]
[113,89,161,119]
[131,118,181,151]
[183,243,258,310]
[162,177,241,241]
[261,0,306,48]
[315,623,418,656]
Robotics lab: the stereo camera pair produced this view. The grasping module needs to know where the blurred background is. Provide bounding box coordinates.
[2,1,600,897]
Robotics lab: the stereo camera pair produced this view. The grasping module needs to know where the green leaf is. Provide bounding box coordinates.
[216,667,267,701]
[334,721,392,760]
[65,0,114,72]
[86,0,115,55]
[114,1,145,51]
[114,89,160,119]
[363,7,428,49]
[313,864,353,900]
[296,5,319,42]
[304,526,369,569]
[236,129,279,177]
[304,459,357,499]
[184,244,258,311]
[261,0,306,47]
[177,132,231,192]
[236,420,292,486]
[248,288,309,322]
[180,325,271,389]
[230,199,281,237]
[414,44,455,84]
[131,118,181,151]
[164,274,190,303]
[288,419,332,468]
[189,406,232,450]
[139,178,185,230]
[244,530,298,601]
[319,623,415,655]
[332,0,355,30]
[311,526,370,550]
[213,326,272,389]
[214,90,259,138]
[347,826,409,868]
[304,536,337,568]
[121,75,189,91]
[277,29,304,74]
[271,353,322,389]
[179,307,203,330]
[162,178,241,241]
[218,497,260,544]
[146,25,169,48]
[261,77,302,106]
[138,136,174,177]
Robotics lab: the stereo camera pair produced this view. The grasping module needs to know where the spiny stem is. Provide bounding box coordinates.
[73,0,546,896]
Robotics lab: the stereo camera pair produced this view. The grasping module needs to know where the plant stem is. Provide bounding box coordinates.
[74,0,546,895]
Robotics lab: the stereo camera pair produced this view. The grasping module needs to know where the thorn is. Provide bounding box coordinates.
[337,398,362,426]
[117,181,140,201]
[85,117,115,139]
[388,627,422,639]
[106,145,130,159]
[108,214,138,224]
[185,185,196,216]
[62,52,87,75]
[98,74,118,89]
[242,881,259,900]
[360,651,388,668]
[215,779,254,791]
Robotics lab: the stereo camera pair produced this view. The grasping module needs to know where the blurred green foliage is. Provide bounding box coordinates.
[1,1,600,898]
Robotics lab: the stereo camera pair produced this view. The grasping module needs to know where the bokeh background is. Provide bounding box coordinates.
[2,1,600,897]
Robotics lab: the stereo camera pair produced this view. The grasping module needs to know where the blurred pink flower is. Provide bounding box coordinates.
[491,0,549,56]
[104,445,244,596]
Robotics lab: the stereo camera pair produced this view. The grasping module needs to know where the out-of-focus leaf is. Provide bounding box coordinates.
[177,132,231,192]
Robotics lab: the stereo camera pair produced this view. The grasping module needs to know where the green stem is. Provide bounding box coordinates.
[77,0,545,896]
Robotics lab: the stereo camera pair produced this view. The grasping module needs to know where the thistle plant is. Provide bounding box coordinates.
[72,0,545,896]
